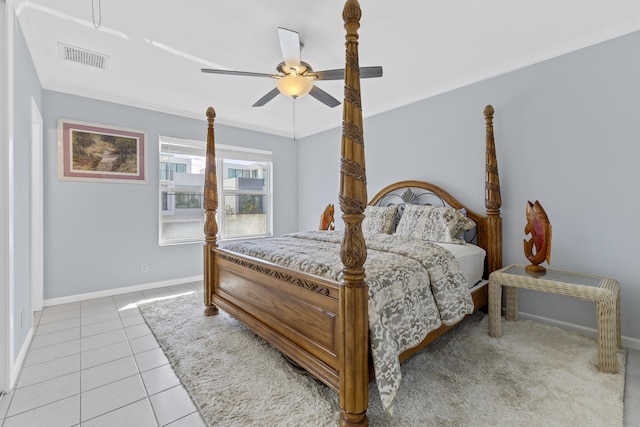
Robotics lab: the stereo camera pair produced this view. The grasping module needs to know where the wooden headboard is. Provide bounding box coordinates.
[368,106,502,278]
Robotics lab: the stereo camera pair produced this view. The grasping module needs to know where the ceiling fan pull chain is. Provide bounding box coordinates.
[92,0,102,29]
[292,98,297,142]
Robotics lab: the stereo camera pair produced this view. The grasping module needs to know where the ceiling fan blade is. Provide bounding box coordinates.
[201,68,274,78]
[309,86,340,108]
[313,66,383,81]
[278,27,301,69]
[361,66,384,78]
[252,88,281,107]
[312,69,344,80]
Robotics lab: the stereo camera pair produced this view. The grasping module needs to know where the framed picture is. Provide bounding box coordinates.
[58,119,147,183]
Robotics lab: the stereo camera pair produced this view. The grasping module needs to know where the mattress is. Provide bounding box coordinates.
[434,242,486,287]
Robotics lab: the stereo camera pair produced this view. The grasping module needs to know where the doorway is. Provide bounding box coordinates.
[0,0,11,393]
[30,97,43,313]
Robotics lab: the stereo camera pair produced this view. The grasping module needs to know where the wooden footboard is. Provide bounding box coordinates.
[209,248,342,391]
[207,244,489,393]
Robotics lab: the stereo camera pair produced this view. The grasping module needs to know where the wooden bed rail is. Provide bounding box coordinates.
[338,1,369,426]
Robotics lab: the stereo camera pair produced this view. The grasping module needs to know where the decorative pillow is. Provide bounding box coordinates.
[362,205,396,236]
[395,204,475,244]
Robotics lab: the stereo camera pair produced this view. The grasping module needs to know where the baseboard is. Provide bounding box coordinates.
[517,311,640,351]
[43,275,204,307]
[10,326,33,390]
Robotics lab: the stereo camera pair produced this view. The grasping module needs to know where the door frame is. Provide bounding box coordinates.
[30,97,43,313]
[1,0,15,393]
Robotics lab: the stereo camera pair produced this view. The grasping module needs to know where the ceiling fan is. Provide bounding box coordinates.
[201,27,383,108]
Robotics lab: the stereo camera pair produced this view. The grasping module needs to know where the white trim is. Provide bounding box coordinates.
[517,311,640,351]
[10,326,33,388]
[30,97,43,313]
[43,276,204,307]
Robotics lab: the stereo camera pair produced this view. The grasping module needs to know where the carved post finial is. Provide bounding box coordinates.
[206,106,216,120]
[342,0,362,27]
[484,104,494,121]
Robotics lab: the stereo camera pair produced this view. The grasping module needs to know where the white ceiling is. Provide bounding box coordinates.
[14,0,640,138]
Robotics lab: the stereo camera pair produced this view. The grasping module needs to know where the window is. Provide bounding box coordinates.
[160,162,186,180]
[159,136,273,245]
[220,153,272,240]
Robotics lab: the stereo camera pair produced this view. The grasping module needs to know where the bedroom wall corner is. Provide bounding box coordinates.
[297,126,342,232]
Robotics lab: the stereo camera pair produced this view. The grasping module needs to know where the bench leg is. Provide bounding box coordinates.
[596,294,618,373]
[488,281,502,337]
[505,287,518,321]
[616,291,622,349]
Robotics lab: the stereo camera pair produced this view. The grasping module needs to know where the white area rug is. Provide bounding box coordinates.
[139,291,626,426]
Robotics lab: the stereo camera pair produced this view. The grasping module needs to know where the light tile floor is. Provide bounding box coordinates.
[0,282,206,427]
[0,281,639,426]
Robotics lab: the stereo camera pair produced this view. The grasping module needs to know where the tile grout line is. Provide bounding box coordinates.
[79,295,134,425]
[138,286,207,425]
[78,298,84,426]
[118,296,162,427]
[75,294,162,426]
[1,308,80,424]
[1,289,201,426]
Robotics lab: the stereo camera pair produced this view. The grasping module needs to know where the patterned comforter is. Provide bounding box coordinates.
[222,230,474,412]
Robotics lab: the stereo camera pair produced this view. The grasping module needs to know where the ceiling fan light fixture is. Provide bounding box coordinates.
[276,74,314,99]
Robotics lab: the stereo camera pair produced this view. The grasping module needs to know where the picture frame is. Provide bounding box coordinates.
[58,119,148,183]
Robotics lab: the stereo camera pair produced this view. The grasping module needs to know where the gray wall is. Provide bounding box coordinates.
[298,31,640,346]
[42,91,298,300]
[12,12,41,358]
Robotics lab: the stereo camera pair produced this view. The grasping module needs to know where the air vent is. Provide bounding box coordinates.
[58,43,109,70]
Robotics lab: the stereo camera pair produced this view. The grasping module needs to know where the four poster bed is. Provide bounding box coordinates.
[202,1,502,425]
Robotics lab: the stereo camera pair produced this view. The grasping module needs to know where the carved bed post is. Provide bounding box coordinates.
[484,105,503,273]
[339,1,369,426]
[203,107,219,316]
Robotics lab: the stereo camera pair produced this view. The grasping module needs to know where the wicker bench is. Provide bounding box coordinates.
[488,264,621,373]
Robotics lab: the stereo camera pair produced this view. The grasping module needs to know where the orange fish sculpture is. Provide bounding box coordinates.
[319,203,335,231]
[523,200,552,272]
